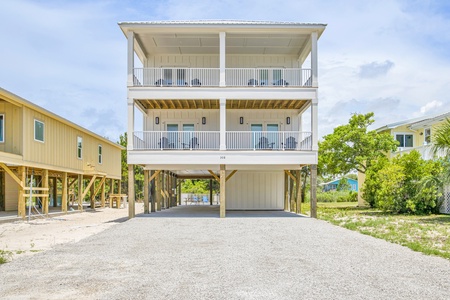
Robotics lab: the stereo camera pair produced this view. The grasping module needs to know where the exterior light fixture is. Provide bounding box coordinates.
[155,117,160,124]
[240,117,244,124]
[202,117,206,125]
[286,117,291,125]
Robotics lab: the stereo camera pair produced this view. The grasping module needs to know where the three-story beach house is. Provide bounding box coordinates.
[119,20,326,218]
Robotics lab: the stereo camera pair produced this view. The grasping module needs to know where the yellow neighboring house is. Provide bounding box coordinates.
[0,88,124,218]
[376,111,450,159]
[374,112,450,213]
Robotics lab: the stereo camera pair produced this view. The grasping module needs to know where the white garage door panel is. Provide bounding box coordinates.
[226,171,284,209]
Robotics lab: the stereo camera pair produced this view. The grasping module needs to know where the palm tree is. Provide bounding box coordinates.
[432,118,450,158]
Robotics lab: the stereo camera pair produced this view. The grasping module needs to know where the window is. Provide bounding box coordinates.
[98,145,102,164]
[424,128,431,144]
[395,134,413,148]
[34,119,44,142]
[0,114,4,142]
[77,136,83,159]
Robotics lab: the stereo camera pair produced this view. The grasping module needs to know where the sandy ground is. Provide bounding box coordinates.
[0,203,143,261]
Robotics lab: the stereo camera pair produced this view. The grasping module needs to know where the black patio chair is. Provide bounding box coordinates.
[191,78,201,86]
[256,137,273,149]
[273,79,289,86]
[248,78,259,86]
[283,136,297,150]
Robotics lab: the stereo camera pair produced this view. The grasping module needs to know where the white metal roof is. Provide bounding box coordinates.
[376,111,450,132]
[118,20,327,27]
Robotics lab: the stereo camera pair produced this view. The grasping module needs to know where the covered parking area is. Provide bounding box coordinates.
[126,165,317,219]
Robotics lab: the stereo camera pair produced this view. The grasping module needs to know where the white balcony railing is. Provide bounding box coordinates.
[134,131,220,150]
[133,68,220,87]
[227,131,312,150]
[395,144,446,160]
[225,68,312,87]
[133,131,312,151]
[133,68,312,87]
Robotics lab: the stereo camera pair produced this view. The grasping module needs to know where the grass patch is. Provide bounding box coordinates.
[302,202,450,260]
[0,250,12,264]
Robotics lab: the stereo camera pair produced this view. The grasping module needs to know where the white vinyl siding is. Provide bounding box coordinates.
[226,171,284,210]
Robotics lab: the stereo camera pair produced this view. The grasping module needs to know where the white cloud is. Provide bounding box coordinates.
[358,61,395,78]
[419,100,443,114]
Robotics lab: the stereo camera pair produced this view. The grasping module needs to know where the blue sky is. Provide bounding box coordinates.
[1,0,450,142]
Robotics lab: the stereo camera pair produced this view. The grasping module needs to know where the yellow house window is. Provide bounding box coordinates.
[34,119,44,142]
[395,134,413,147]
[424,128,431,144]
[77,136,83,159]
[0,114,4,143]
[98,145,102,164]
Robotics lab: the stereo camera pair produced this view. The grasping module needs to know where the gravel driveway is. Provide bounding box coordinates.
[1,205,450,299]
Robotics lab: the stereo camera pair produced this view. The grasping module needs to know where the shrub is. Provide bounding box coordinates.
[363,151,444,214]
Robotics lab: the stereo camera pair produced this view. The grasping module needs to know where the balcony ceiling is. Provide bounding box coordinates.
[134,32,311,56]
[136,99,307,110]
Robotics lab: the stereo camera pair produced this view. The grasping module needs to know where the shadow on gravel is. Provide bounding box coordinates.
[135,205,305,219]
[106,217,129,223]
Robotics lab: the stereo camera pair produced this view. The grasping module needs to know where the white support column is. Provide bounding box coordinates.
[311,31,318,87]
[219,98,226,150]
[219,32,226,87]
[127,31,135,86]
[128,164,135,219]
[220,164,226,218]
[311,99,318,151]
[127,98,135,151]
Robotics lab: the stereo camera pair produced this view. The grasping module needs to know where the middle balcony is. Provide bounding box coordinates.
[133,131,312,151]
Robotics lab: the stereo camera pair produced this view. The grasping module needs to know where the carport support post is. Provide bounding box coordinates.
[78,174,83,211]
[178,179,182,205]
[150,171,156,212]
[101,178,106,208]
[43,169,49,215]
[90,180,95,210]
[144,170,149,214]
[209,179,213,205]
[220,164,226,218]
[167,172,171,208]
[296,170,302,214]
[62,172,68,213]
[18,166,26,219]
[310,164,317,218]
[128,164,135,218]
[284,171,288,211]
[156,171,162,211]
[53,177,58,207]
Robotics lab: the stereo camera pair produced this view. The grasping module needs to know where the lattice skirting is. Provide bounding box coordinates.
[440,185,450,214]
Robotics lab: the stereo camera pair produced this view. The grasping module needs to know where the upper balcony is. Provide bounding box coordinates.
[120,21,326,90]
[133,67,312,88]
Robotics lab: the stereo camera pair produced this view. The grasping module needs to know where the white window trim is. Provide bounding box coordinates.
[98,144,103,164]
[77,136,83,159]
[34,119,45,143]
[0,114,4,143]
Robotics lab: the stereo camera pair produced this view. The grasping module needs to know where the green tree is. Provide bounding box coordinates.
[319,113,398,175]
[432,118,450,158]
